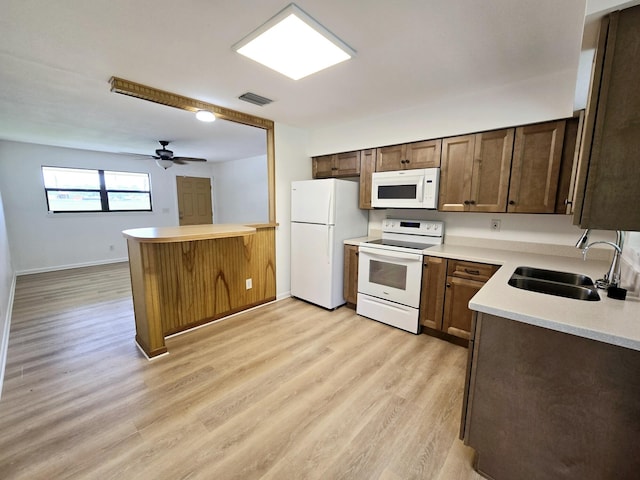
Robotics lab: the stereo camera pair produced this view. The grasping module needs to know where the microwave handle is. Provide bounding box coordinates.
[417,177,425,202]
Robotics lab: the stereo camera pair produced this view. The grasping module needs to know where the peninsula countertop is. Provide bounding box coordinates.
[345,238,640,351]
[122,224,256,243]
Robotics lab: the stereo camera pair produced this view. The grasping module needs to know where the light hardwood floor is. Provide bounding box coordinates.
[0,262,483,480]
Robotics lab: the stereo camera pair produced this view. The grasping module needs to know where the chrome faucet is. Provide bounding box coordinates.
[580,230,626,289]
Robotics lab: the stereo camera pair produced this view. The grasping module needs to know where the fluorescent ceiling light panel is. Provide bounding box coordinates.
[233,3,355,80]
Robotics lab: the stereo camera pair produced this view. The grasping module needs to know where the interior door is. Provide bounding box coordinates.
[176,176,213,225]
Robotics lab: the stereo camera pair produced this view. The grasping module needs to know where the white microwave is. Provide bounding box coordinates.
[371,168,439,209]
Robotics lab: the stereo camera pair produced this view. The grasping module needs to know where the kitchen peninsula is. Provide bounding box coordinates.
[123,224,276,358]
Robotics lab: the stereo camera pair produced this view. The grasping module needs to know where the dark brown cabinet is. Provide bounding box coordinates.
[343,244,359,305]
[420,257,498,341]
[439,129,514,212]
[508,120,566,213]
[462,313,640,480]
[376,139,441,171]
[312,151,361,178]
[573,5,640,230]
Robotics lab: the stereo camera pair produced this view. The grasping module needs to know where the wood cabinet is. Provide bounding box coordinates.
[420,257,497,341]
[462,313,640,480]
[439,129,514,212]
[376,139,441,171]
[419,256,447,330]
[312,151,361,178]
[358,149,376,210]
[573,5,640,230]
[343,244,359,305]
[508,120,566,213]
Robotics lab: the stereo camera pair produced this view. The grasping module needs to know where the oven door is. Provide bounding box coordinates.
[357,245,423,308]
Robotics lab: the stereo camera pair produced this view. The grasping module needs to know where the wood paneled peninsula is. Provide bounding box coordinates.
[123,224,276,358]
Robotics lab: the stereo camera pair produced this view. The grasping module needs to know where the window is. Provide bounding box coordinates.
[42,166,152,213]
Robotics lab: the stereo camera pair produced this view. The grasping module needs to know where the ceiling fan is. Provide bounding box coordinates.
[151,140,207,169]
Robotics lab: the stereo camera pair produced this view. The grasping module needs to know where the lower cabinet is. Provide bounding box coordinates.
[420,257,498,341]
[462,312,640,480]
[343,244,359,305]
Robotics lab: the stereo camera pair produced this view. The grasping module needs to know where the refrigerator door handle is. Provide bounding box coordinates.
[326,227,331,263]
[328,187,334,225]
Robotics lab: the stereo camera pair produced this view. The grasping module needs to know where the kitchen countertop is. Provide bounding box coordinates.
[345,237,640,351]
[122,224,256,243]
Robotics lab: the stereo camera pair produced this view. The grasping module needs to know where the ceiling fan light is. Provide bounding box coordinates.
[156,159,174,169]
[195,110,216,122]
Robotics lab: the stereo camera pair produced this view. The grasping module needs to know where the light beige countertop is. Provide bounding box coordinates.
[345,237,640,351]
[122,224,256,243]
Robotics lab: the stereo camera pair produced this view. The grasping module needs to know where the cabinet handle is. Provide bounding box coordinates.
[423,263,428,268]
[464,268,480,275]
[509,200,516,205]
[355,252,359,256]
[446,283,451,288]
[464,200,470,205]
[469,200,476,205]
[564,199,573,206]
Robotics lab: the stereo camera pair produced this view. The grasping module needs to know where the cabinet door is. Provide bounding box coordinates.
[419,256,447,330]
[313,155,335,178]
[508,121,565,213]
[406,139,442,169]
[343,245,359,305]
[442,276,484,340]
[375,144,405,171]
[470,129,514,212]
[439,135,475,211]
[334,151,361,177]
[573,6,640,230]
[359,149,376,209]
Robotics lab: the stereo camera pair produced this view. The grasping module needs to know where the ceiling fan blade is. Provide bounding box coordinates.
[119,152,154,159]
[173,156,207,162]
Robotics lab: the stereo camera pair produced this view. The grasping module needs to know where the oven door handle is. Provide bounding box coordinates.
[359,246,421,262]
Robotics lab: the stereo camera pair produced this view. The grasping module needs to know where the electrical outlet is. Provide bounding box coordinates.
[246,278,252,290]
[491,219,501,231]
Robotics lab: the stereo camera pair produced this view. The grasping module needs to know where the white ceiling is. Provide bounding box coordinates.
[0,0,637,162]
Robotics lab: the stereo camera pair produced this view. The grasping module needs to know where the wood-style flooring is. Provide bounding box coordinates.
[0,262,483,479]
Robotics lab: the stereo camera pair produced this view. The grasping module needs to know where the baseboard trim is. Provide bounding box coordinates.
[0,272,17,400]
[276,291,291,301]
[16,257,129,276]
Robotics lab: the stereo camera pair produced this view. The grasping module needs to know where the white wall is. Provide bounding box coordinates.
[274,123,312,300]
[307,69,577,156]
[212,155,268,224]
[0,140,216,274]
[0,186,15,397]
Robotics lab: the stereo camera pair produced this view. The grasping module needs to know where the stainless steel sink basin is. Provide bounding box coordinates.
[512,266,595,287]
[508,266,600,301]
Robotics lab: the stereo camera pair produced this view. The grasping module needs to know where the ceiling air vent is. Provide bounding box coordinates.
[238,92,273,106]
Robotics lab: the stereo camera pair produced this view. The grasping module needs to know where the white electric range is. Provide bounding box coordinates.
[356,219,444,334]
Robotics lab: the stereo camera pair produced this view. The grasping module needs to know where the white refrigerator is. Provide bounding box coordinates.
[291,179,369,309]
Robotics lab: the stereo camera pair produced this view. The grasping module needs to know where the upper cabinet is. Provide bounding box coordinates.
[359,149,376,210]
[573,5,640,230]
[312,151,361,178]
[376,139,442,171]
[439,129,514,212]
[508,120,565,213]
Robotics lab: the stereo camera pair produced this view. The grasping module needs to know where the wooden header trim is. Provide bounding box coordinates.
[109,77,274,130]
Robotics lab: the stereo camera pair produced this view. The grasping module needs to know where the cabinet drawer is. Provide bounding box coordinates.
[447,260,498,282]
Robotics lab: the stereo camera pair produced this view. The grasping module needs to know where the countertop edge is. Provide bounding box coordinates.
[123,225,257,243]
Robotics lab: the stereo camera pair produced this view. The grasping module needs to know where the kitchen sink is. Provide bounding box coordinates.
[512,266,595,287]
[508,266,600,301]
